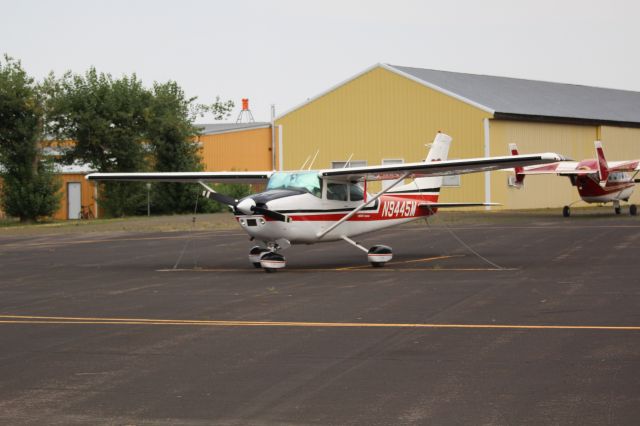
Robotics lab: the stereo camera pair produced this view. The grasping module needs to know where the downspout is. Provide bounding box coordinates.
[278,124,283,171]
[270,105,276,170]
[483,118,491,210]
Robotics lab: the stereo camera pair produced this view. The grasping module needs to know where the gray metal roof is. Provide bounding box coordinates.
[196,122,271,135]
[388,64,640,126]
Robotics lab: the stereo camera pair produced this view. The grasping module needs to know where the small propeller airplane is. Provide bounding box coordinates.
[87,132,564,272]
[509,141,640,217]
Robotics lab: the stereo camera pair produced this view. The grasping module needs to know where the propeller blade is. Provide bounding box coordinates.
[252,206,290,222]
[202,190,237,207]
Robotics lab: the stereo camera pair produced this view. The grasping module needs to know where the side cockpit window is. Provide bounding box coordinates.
[327,183,348,201]
[349,182,364,201]
[326,181,364,202]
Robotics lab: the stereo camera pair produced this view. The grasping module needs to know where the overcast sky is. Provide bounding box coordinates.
[3,0,639,122]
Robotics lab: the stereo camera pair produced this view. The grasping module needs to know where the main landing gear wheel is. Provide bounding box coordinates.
[615,206,622,215]
[630,204,637,216]
[562,206,570,217]
[249,246,270,268]
[259,252,286,273]
[368,245,393,267]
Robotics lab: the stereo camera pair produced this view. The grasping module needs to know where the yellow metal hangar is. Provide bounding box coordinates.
[196,122,273,172]
[274,63,640,209]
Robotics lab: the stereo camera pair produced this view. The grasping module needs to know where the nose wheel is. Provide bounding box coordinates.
[249,245,287,272]
[249,246,270,268]
[259,252,286,272]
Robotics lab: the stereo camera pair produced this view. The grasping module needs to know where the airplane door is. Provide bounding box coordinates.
[67,182,82,219]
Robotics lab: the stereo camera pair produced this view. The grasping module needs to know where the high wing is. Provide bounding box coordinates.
[517,162,591,176]
[319,153,566,181]
[518,160,640,176]
[609,160,640,172]
[86,171,272,183]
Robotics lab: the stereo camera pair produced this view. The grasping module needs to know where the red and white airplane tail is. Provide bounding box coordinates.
[594,141,609,187]
[508,143,525,188]
[389,132,451,194]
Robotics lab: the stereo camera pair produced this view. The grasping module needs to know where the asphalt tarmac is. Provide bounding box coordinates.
[1,213,640,425]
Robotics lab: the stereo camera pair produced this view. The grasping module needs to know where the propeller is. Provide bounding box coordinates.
[202,191,238,207]
[202,189,289,222]
[252,205,290,222]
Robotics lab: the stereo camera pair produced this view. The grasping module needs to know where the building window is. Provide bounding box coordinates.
[331,160,367,169]
[443,174,461,187]
[382,159,404,190]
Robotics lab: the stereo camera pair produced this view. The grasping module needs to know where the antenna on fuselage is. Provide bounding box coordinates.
[307,149,320,170]
[343,153,354,168]
[299,155,311,170]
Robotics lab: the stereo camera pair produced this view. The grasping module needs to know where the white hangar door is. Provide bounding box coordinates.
[67,182,82,219]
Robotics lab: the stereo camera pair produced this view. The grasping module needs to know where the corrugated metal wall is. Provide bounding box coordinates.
[490,120,640,209]
[275,66,492,199]
[598,125,640,205]
[198,127,273,171]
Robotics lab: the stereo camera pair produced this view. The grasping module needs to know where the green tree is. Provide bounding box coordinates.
[43,68,151,216]
[43,66,237,217]
[209,181,253,212]
[0,55,61,222]
[146,82,234,214]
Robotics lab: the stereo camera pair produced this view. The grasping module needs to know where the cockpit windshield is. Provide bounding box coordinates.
[266,172,322,198]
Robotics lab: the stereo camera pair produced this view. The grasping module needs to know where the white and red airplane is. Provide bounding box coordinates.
[87,133,564,271]
[509,141,640,217]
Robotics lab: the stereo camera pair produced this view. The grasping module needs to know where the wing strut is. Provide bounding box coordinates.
[316,172,410,240]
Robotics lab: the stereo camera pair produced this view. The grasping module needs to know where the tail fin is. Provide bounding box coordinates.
[425,132,452,162]
[508,143,525,188]
[595,141,609,187]
[389,132,451,194]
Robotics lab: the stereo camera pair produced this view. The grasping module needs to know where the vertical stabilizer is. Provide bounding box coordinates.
[425,132,452,162]
[389,132,451,193]
[595,141,609,187]
[509,143,525,188]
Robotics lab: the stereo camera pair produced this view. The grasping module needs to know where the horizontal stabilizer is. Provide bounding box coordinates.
[418,202,501,209]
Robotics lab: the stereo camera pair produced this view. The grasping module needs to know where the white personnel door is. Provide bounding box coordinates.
[67,182,82,219]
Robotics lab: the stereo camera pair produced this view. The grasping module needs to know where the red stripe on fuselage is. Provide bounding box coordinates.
[238,194,439,222]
